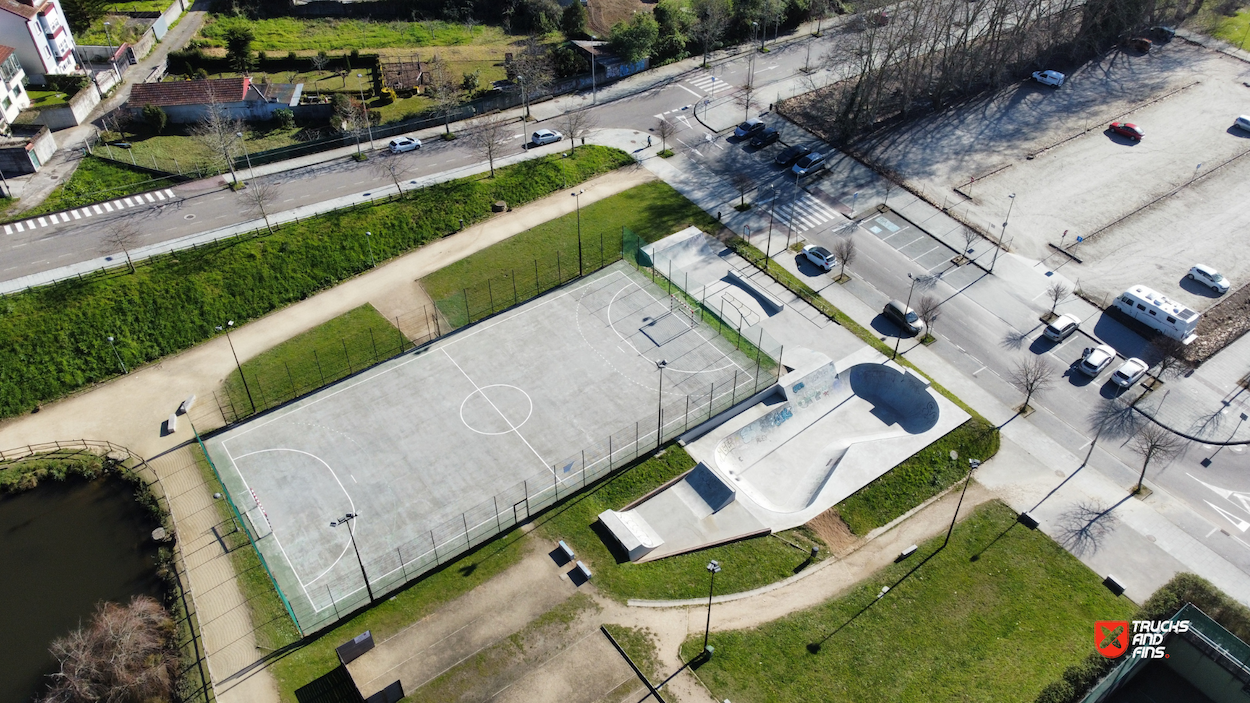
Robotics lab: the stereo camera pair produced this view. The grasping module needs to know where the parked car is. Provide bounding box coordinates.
[1234,115,1250,133]
[791,152,827,177]
[802,244,836,272]
[388,136,421,153]
[750,128,780,148]
[1188,264,1230,294]
[1150,25,1176,42]
[1109,122,1145,140]
[1128,37,1153,52]
[1043,313,1081,342]
[734,118,766,139]
[1111,358,1149,388]
[1078,344,1117,376]
[883,299,925,337]
[775,144,812,167]
[530,129,563,146]
[1031,70,1065,87]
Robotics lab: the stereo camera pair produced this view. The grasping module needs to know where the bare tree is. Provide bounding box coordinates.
[557,109,597,155]
[961,226,979,257]
[40,596,176,703]
[101,217,141,273]
[191,88,243,184]
[731,171,753,207]
[1046,281,1072,314]
[509,36,554,120]
[310,52,329,98]
[1009,356,1056,414]
[831,235,856,281]
[656,117,674,153]
[735,81,758,122]
[1151,335,1193,381]
[372,154,411,194]
[426,54,461,136]
[916,294,942,341]
[465,113,512,178]
[242,179,280,233]
[1130,423,1186,493]
[690,0,731,67]
[810,0,832,36]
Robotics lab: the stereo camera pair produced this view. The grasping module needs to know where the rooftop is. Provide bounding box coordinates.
[128,78,251,107]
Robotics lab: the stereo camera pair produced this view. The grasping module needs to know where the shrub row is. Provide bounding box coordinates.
[0,146,634,418]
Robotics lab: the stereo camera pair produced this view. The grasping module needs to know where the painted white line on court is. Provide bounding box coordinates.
[441,347,551,473]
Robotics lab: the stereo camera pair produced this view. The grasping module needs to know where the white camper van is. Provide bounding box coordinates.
[1112,285,1200,344]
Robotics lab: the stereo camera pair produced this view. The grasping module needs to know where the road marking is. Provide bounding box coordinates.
[71,210,81,220]
[144,193,155,202]
[164,189,175,198]
[37,217,47,227]
[676,83,703,99]
[2,225,9,235]
[92,205,103,214]
[82,208,93,218]
[123,197,134,207]
[155,191,166,200]
[14,222,23,232]
[1207,527,1219,537]
[103,202,114,212]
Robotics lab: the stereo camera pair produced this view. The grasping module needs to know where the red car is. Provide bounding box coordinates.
[1109,122,1144,140]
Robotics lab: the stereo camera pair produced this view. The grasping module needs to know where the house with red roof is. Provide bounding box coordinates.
[126,76,304,124]
[0,0,78,81]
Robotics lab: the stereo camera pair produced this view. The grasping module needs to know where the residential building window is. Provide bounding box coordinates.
[0,55,21,84]
[2,96,11,111]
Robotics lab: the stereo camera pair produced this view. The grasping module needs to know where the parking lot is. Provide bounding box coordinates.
[858,40,1250,313]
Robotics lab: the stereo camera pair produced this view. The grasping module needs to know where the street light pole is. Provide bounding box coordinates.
[944,458,981,548]
[217,321,255,413]
[518,75,530,120]
[103,22,120,82]
[365,231,375,267]
[356,74,375,150]
[655,359,667,447]
[704,559,721,651]
[235,131,256,183]
[765,185,776,260]
[990,193,1015,273]
[893,273,934,360]
[572,189,585,276]
[106,336,127,374]
[330,512,374,602]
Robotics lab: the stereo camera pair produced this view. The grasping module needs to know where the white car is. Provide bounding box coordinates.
[1032,70,1066,87]
[1077,344,1117,377]
[1111,357,1149,388]
[1188,264,1230,294]
[1043,313,1081,342]
[530,129,563,146]
[388,137,421,153]
[802,244,836,271]
[1234,115,1250,132]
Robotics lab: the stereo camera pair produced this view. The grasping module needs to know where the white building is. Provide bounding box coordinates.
[0,0,78,82]
[0,44,29,131]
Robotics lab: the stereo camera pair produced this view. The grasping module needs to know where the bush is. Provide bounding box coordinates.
[286,51,296,60]
[273,107,295,129]
[194,67,208,80]
[141,103,167,133]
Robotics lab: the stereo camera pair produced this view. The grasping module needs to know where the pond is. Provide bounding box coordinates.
[0,477,164,702]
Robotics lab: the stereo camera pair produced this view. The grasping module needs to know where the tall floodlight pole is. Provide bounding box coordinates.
[704,560,721,651]
[990,193,1015,273]
[357,74,375,150]
[572,189,585,275]
[330,512,374,602]
[365,231,375,267]
[655,359,668,447]
[944,458,981,548]
[216,320,255,413]
[893,273,935,360]
[107,335,127,374]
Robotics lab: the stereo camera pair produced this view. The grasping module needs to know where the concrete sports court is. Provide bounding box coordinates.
[203,261,769,631]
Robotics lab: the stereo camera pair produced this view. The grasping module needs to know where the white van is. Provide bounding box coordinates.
[1112,285,1200,344]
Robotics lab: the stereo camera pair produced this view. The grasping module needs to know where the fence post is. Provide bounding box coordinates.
[431,531,439,565]
[398,547,407,579]
[396,316,406,352]
[369,328,378,361]
[581,450,586,488]
[313,349,325,385]
[512,269,518,305]
[731,370,739,405]
[341,339,352,374]
[534,258,540,296]
[327,585,340,621]
[463,288,470,325]
[493,496,501,532]
[462,513,470,548]
[635,421,639,461]
[285,362,296,400]
[557,251,562,284]
[487,278,495,314]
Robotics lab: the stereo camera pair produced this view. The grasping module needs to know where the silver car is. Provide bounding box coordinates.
[531,129,563,146]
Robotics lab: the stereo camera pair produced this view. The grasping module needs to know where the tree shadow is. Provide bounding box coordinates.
[1055,495,1132,557]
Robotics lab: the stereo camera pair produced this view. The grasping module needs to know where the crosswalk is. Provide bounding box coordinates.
[776,192,841,233]
[3,188,178,236]
[688,73,734,97]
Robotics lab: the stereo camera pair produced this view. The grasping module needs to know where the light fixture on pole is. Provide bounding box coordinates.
[106,335,127,374]
[356,74,375,150]
[893,273,936,360]
[103,22,120,81]
[944,458,981,548]
[571,189,585,276]
[703,559,721,652]
[990,193,1015,273]
[655,359,668,447]
[330,512,374,602]
[365,231,375,267]
[765,185,776,260]
[216,321,255,413]
[235,131,256,183]
[517,74,530,120]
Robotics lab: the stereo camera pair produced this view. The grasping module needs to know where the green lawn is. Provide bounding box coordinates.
[421,180,722,327]
[1212,8,1250,50]
[837,419,999,535]
[538,446,830,602]
[198,16,510,53]
[222,304,404,420]
[0,145,633,420]
[107,0,174,11]
[76,15,148,47]
[682,501,1136,703]
[25,89,71,110]
[95,125,306,176]
[11,156,176,221]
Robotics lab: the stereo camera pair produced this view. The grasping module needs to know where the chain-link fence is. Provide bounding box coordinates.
[198,226,784,635]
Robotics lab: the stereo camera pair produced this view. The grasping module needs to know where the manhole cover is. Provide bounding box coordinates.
[184,214,196,220]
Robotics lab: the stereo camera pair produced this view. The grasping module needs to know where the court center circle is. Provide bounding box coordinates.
[459,385,534,435]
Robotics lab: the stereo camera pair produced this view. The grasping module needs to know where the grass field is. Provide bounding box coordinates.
[11,157,176,221]
[107,0,174,10]
[221,304,404,419]
[1211,8,1250,50]
[0,145,633,420]
[197,16,516,53]
[538,447,829,602]
[837,419,999,535]
[681,501,1136,703]
[95,125,306,175]
[77,15,148,47]
[25,89,71,110]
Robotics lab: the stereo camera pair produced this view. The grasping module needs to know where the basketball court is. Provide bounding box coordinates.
[203,261,770,632]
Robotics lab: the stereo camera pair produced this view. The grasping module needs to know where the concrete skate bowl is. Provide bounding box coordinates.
[712,362,940,515]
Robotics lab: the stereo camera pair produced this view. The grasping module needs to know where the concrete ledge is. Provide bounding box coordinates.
[726,266,785,313]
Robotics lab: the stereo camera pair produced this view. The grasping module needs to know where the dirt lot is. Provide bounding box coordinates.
[587,0,651,37]
[852,39,1250,314]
